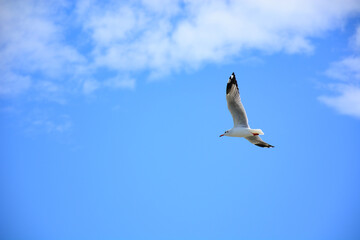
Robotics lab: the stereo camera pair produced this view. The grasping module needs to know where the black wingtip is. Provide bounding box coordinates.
[255,143,275,148]
[226,72,238,94]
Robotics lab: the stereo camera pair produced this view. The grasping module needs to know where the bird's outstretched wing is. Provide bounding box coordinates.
[245,135,274,148]
[226,73,249,128]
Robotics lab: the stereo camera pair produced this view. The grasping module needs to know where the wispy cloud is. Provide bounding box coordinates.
[0,72,31,96]
[1,0,360,98]
[82,80,100,94]
[82,76,135,94]
[350,25,360,50]
[27,113,73,134]
[325,57,360,81]
[319,84,360,118]
[32,117,72,133]
[319,24,360,119]
[0,0,85,97]
[104,76,135,90]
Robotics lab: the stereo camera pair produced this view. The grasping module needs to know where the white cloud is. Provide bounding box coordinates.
[1,0,360,97]
[86,6,138,46]
[80,0,360,76]
[0,1,85,75]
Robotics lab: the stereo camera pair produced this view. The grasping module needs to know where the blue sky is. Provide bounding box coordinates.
[1,0,360,239]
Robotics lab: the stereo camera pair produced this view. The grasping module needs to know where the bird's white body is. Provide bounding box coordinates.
[223,128,264,137]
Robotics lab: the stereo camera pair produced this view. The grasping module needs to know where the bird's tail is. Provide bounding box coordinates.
[249,129,264,136]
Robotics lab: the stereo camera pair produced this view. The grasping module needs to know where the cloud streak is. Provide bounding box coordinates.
[319,24,360,119]
[82,77,135,94]
[319,85,360,118]
[31,116,72,134]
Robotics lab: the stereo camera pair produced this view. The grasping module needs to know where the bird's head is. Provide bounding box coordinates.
[219,130,230,137]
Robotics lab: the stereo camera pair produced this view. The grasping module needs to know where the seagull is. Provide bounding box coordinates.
[219,72,274,148]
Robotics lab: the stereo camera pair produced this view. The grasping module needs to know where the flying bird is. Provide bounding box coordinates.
[220,72,274,148]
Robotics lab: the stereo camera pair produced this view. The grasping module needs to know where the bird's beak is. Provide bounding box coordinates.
[219,134,224,137]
